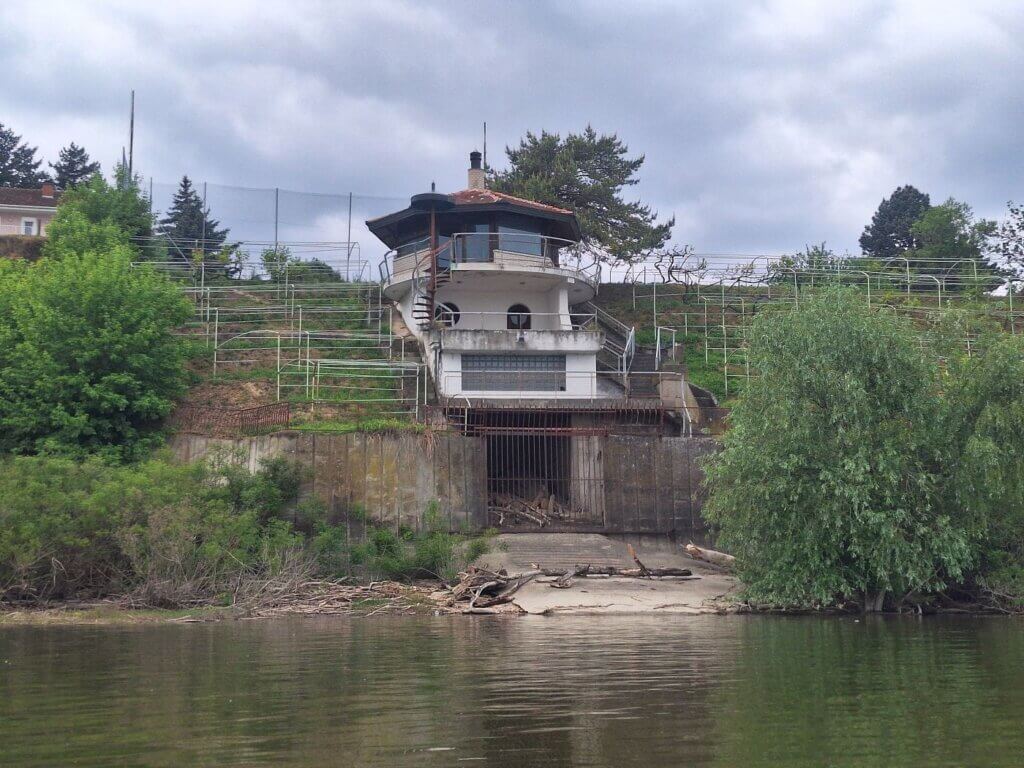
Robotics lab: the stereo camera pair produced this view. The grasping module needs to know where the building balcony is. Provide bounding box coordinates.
[379,232,600,301]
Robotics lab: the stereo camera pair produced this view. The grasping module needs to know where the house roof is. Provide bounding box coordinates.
[0,187,62,208]
[366,187,580,248]
[449,188,574,216]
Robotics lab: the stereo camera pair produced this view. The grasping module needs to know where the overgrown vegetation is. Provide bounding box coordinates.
[350,502,495,583]
[0,248,192,460]
[0,453,490,606]
[703,289,1024,612]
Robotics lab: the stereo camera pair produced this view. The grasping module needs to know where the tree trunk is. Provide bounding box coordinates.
[863,590,886,613]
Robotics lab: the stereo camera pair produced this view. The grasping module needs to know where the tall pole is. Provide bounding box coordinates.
[201,181,208,255]
[274,187,280,252]
[128,90,135,176]
[346,191,353,281]
[483,121,487,171]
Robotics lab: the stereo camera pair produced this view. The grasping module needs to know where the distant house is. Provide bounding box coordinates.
[0,182,61,236]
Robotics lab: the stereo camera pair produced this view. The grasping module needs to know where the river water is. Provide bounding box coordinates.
[1,615,1022,767]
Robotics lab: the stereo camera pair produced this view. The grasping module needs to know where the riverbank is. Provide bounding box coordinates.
[1,535,743,624]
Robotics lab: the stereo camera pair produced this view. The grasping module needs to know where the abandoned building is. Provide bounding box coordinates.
[357,152,715,532]
[170,152,719,540]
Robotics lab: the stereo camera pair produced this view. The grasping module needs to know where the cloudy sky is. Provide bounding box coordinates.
[2,0,1022,259]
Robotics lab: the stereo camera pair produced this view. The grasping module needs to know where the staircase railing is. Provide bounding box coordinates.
[654,326,677,369]
[580,301,636,382]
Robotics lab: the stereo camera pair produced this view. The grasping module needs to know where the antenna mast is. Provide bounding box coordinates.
[128,90,135,176]
[483,121,487,171]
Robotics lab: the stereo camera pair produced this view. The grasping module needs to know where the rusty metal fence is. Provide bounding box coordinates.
[170,402,291,437]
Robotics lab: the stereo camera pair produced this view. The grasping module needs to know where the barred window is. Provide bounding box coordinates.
[462,354,566,392]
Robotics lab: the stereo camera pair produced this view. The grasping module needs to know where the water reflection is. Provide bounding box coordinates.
[1,616,1022,767]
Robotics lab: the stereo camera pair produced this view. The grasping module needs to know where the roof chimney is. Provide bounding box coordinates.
[41,181,55,199]
[468,150,484,190]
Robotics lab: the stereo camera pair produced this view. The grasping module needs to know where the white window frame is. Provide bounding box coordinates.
[21,217,38,236]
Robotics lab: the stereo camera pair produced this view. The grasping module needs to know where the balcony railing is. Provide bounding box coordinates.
[379,233,601,285]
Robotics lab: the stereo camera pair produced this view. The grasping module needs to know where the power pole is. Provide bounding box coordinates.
[346,192,353,281]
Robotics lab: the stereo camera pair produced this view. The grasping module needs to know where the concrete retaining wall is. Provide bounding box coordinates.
[169,430,717,538]
[170,430,489,532]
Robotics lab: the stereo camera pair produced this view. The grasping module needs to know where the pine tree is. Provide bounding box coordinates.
[859,185,931,262]
[158,176,229,260]
[49,143,101,188]
[0,123,49,187]
[490,127,673,262]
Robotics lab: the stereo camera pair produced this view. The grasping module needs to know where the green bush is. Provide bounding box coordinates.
[0,453,307,603]
[0,247,192,459]
[704,290,971,611]
[351,501,494,582]
[44,170,156,257]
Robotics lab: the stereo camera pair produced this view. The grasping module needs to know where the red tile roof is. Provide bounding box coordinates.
[0,187,62,208]
[451,188,573,216]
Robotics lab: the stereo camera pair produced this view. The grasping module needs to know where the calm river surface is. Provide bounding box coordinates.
[1,615,1022,767]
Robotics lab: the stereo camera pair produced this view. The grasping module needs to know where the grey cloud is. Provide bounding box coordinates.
[1,0,1021,258]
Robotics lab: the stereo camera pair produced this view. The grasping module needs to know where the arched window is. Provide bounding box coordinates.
[507,303,531,330]
[434,302,460,327]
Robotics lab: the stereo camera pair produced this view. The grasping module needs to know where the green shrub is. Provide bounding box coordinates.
[353,501,494,582]
[703,290,971,611]
[0,247,192,460]
[0,453,306,603]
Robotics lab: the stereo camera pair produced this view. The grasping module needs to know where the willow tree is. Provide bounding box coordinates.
[703,289,972,611]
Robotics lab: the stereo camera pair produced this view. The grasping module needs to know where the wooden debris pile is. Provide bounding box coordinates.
[489,490,583,527]
[444,551,700,613]
[238,579,437,618]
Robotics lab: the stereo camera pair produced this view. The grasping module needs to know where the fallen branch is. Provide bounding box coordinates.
[685,543,736,571]
[627,543,651,578]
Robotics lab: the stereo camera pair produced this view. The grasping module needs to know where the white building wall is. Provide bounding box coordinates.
[434,286,562,330]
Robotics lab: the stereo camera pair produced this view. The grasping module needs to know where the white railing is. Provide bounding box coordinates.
[623,327,636,374]
[379,233,601,287]
[655,326,677,369]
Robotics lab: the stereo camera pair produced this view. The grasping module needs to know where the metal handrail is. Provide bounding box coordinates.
[655,326,677,369]
[623,327,636,375]
[381,233,599,286]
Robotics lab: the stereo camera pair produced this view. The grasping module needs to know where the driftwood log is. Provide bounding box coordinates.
[685,543,736,571]
[446,563,700,611]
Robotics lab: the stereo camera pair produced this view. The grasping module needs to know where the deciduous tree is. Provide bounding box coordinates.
[0,240,192,460]
[994,201,1024,286]
[909,198,1002,289]
[703,289,972,611]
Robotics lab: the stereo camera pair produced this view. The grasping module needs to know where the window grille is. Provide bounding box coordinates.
[462,354,566,391]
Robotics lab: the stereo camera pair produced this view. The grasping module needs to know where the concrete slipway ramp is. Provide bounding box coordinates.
[473,533,739,615]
